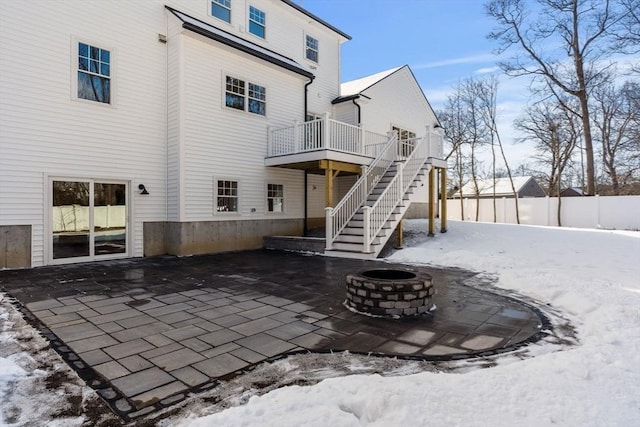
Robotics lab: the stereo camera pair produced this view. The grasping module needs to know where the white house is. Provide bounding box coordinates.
[0,0,446,268]
[451,176,546,199]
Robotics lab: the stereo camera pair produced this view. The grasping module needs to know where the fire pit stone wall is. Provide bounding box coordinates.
[345,269,435,316]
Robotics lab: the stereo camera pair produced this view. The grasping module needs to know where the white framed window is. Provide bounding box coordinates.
[216,179,238,213]
[225,75,266,116]
[392,126,417,157]
[77,42,111,104]
[211,0,231,23]
[267,184,284,213]
[392,126,416,141]
[249,6,265,38]
[305,35,318,63]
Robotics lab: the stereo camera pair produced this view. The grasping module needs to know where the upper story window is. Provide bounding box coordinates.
[211,0,231,23]
[249,6,265,38]
[305,35,318,63]
[225,76,266,116]
[248,83,266,115]
[77,42,110,104]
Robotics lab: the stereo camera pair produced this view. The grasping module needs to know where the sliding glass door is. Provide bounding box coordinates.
[51,179,127,262]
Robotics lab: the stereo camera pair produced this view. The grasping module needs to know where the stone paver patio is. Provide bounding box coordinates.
[0,250,547,421]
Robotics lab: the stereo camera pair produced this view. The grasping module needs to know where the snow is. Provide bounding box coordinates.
[172,221,640,426]
[1,220,639,426]
[340,67,402,97]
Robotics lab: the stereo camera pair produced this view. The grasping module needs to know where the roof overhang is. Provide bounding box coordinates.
[331,94,360,104]
[166,6,314,79]
[280,0,351,41]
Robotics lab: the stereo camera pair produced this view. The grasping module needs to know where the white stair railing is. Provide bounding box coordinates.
[325,132,398,250]
[363,130,433,251]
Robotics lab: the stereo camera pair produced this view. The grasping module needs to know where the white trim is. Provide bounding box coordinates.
[247,4,267,41]
[304,32,319,65]
[213,176,241,216]
[70,36,116,108]
[266,182,286,214]
[46,176,131,265]
[221,71,268,118]
[209,0,232,25]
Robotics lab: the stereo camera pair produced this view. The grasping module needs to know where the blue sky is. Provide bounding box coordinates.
[297,0,639,172]
[297,0,534,168]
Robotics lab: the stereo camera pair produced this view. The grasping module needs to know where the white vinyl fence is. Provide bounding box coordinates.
[447,195,640,230]
[53,205,126,232]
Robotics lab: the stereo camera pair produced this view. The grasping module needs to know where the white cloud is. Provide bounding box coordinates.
[413,53,498,70]
[475,66,501,74]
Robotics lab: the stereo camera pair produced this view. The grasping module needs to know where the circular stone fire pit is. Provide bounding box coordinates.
[345,269,435,317]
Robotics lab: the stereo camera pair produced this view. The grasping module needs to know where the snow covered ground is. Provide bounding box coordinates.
[1,220,639,426]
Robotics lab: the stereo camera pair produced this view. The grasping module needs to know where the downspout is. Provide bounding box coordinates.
[304,76,315,120]
[352,97,361,125]
[303,76,315,236]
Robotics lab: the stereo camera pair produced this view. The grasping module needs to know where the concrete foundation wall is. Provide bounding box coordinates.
[144,219,303,257]
[263,236,325,254]
[0,225,31,268]
[404,203,429,219]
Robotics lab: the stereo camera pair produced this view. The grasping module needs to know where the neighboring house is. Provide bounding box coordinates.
[560,187,586,197]
[0,0,445,268]
[451,176,546,199]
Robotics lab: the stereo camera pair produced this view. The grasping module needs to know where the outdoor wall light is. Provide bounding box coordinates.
[138,184,149,195]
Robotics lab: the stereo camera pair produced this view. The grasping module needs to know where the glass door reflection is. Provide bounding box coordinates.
[52,180,90,259]
[94,183,126,255]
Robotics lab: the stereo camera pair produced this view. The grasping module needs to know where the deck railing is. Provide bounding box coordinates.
[325,126,444,253]
[268,116,388,158]
[325,132,398,250]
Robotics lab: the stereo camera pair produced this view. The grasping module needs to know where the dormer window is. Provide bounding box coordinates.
[249,6,265,38]
[211,0,231,23]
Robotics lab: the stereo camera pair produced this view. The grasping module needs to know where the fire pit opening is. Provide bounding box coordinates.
[361,269,416,280]
[345,269,435,317]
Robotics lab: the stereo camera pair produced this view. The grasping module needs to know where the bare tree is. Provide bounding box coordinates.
[591,80,640,194]
[438,84,477,220]
[485,0,628,196]
[612,0,640,59]
[476,75,521,223]
[438,102,467,219]
[515,99,581,225]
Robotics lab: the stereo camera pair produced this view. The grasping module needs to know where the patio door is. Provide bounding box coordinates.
[51,179,128,263]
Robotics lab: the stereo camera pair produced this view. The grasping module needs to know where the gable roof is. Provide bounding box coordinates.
[455,176,539,197]
[167,7,314,79]
[338,66,403,98]
[333,65,441,126]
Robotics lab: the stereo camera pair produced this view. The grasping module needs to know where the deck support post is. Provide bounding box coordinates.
[440,167,448,233]
[396,219,403,248]
[325,207,333,250]
[428,167,436,237]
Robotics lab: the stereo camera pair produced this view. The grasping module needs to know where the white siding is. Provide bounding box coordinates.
[1,0,347,266]
[359,67,438,137]
[177,31,307,221]
[307,174,326,218]
[0,1,169,266]
[333,102,358,126]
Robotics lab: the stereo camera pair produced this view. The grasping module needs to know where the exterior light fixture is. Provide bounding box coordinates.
[138,184,149,195]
